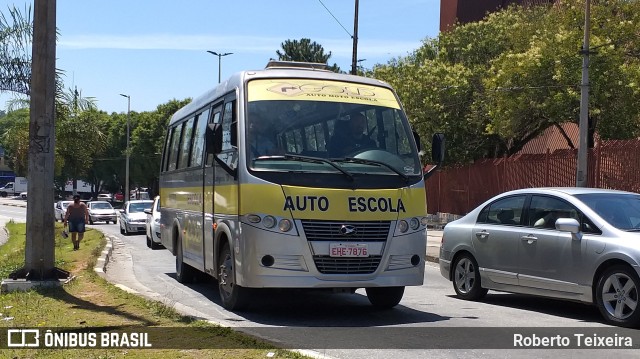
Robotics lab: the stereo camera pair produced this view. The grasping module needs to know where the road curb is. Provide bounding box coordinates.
[426,254,439,264]
[94,235,114,275]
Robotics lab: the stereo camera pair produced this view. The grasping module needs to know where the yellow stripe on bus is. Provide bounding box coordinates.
[162,184,426,220]
[247,79,401,110]
[240,184,426,220]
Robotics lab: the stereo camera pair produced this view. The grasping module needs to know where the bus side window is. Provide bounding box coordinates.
[191,108,210,167]
[217,100,238,172]
[178,117,195,169]
[205,109,222,167]
[167,125,183,171]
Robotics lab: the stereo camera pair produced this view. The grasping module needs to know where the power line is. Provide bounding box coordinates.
[317,0,352,38]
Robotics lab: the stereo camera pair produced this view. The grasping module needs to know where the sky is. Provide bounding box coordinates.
[1,0,441,114]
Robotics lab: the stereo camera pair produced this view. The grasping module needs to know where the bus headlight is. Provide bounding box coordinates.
[410,217,420,230]
[421,217,429,226]
[262,215,276,228]
[397,220,409,233]
[278,219,292,232]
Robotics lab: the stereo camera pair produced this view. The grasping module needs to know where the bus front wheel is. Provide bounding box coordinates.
[365,286,405,309]
[218,242,251,311]
[175,235,196,283]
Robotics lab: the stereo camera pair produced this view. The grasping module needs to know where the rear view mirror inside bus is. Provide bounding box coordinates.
[206,123,223,154]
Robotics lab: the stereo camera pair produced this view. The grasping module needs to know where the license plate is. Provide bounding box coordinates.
[329,243,368,257]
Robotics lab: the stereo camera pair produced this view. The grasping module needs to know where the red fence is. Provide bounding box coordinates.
[425,140,640,216]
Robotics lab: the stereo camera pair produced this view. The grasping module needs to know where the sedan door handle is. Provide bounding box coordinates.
[521,235,537,244]
[475,231,490,240]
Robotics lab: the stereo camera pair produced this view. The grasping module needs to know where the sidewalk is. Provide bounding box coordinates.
[426,229,442,263]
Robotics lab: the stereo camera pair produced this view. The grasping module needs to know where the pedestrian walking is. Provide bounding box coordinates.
[63,194,89,250]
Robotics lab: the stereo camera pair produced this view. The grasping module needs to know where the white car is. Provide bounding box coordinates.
[119,200,153,235]
[20,191,27,200]
[87,201,118,224]
[55,200,73,222]
[97,193,113,201]
[144,196,162,249]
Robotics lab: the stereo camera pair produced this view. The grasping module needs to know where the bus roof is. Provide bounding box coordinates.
[169,62,394,126]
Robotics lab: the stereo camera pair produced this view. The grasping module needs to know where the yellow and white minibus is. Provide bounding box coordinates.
[159,61,444,310]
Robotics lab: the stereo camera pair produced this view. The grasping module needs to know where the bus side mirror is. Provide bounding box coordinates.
[413,131,422,152]
[205,123,223,154]
[424,133,445,180]
[431,133,445,164]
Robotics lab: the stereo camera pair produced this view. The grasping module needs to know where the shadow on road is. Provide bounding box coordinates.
[164,272,450,327]
[447,292,604,325]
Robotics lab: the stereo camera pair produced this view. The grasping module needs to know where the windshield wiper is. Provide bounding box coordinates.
[254,154,354,181]
[334,157,409,180]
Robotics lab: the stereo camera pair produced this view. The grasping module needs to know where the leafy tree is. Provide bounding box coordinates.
[0,4,32,96]
[374,0,640,165]
[276,38,341,72]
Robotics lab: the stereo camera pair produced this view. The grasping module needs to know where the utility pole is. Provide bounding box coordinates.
[576,0,591,187]
[120,94,130,202]
[14,0,62,281]
[351,0,359,75]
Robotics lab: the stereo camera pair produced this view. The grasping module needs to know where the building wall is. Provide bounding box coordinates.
[440,0,543,31]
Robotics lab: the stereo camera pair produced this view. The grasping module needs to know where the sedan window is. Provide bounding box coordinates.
[477,196,526,225]
[528,196,580,230]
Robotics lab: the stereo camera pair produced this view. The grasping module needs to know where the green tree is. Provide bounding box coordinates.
[276,38,341,72]
[374,0,640,165]
[0,4,32,96]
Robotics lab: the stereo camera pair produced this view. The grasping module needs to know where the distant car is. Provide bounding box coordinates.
[119,200,154,235]
[144,196,162,249]
[87,201,117,224]
[114,192,124,202]
[20,191,27,200]
[55,200,73,222]
[439,187,640,328]
[97,193,113,201]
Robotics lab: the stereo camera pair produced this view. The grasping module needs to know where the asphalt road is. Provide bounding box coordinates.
[1,201,638,358]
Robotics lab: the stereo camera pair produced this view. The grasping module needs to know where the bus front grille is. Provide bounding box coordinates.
[301,220,391,242]
[312,255,382,274]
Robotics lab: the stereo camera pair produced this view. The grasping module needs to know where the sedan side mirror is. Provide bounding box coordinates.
[119,209,125,214]
[555,218,582,241]
[143,209,152,215]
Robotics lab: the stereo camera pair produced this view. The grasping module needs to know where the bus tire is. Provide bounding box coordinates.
[218,242,251,311]
[365,286,405,309]
[175,234,196,283]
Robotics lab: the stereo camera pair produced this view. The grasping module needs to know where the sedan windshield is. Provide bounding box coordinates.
[129,202,152,213]
[576,193,640,230]
[91,203,113,210]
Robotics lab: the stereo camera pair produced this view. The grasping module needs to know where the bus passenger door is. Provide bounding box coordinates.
[203,104,223,275]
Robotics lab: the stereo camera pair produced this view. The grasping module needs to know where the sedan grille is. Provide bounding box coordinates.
[301,220,390,242]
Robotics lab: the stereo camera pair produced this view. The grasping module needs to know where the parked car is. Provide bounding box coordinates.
[119,200,153,235]
[20,191,27,200]
[97,193,113,201]
[114,192,124,202]
[144,196,162,249]
[439,187,640,328]
[87,201,118,224]
[55,200,73,222]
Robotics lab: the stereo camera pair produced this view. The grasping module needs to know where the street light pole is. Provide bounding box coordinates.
[119,94,130,202]
[576,0,591,187]
[206,50,233,83]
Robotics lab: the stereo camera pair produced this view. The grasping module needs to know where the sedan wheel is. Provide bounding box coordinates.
[596,265,640,327]
[452,254,488,300]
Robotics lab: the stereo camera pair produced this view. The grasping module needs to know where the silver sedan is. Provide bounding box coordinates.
[439,187,640,328]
